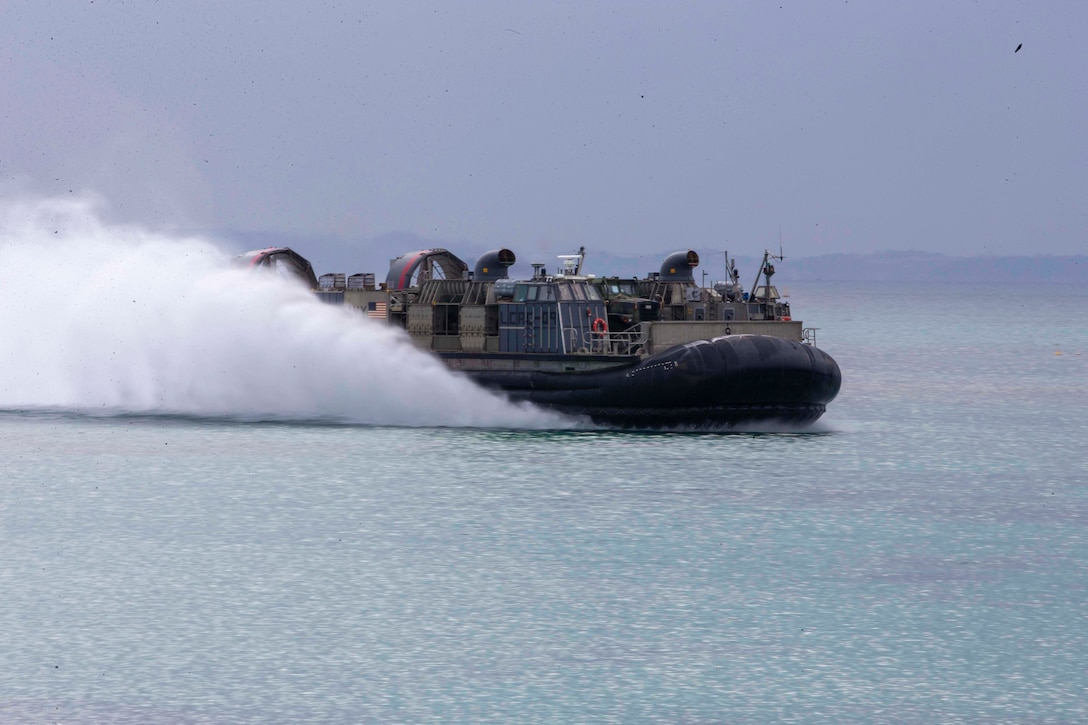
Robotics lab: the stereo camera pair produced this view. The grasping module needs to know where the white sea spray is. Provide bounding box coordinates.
[0,195,567,428]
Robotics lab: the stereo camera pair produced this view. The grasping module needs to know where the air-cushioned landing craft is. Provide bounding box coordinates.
[238,245,841,427]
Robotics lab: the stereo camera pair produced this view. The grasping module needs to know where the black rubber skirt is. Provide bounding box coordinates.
[467,335,842,428]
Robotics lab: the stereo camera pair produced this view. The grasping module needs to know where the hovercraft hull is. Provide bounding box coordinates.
[458,334,842,428]
[239,244,844,428]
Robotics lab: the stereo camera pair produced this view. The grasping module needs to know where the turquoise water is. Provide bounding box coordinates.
[1,220,1087,723]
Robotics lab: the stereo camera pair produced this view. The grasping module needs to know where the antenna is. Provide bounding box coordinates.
[556,246,586,276]
[751,239,785,302]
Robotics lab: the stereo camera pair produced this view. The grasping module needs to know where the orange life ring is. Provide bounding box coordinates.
[592,317,608,334]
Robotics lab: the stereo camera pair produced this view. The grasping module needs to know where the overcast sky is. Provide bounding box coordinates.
[2,1,1085,258]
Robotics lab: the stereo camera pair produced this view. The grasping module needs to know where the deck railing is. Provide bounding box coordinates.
[580,323,648,355]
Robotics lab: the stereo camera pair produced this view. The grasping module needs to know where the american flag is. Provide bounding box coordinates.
[367,301,387,320]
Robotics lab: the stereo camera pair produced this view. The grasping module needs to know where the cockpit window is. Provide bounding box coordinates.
[515,282,591,303]
[514,284,558,302]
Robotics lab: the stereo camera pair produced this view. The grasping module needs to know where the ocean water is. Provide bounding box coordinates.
[1,200,1086,723]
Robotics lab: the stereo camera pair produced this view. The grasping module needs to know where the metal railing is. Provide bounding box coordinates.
[579,322,648,355]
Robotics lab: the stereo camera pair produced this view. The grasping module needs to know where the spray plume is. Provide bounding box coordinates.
[0,196,568,428]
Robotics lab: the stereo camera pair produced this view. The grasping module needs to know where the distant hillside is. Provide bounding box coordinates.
[781,251,1088,284]
[221,231,1088,285]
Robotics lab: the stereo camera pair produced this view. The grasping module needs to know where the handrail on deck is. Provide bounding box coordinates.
[581,322,648,355]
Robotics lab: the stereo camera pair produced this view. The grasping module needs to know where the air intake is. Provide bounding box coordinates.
[658,250,699,281]
[473,248,517,281]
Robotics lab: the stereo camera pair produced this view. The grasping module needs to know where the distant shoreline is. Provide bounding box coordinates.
[760,252,1088,285]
